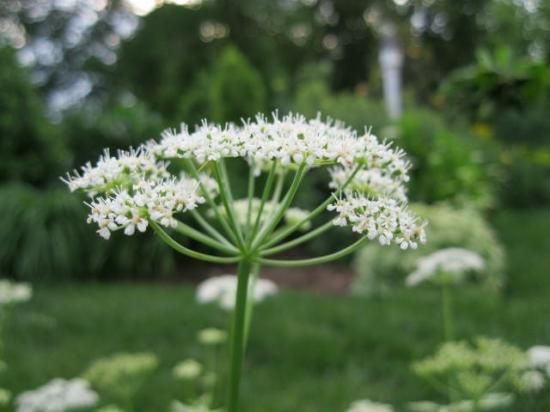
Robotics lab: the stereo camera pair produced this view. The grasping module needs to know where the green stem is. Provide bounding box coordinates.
[248,161,278,247]
[243,264,261,351]
[174,221,238,255]
[259,236,369,267]
[215,159,245,246]
[441,283,454,342]
[190,209,234,247]
[261,164,362,249]
[184,159,240,246]
[259,220,334,256]
[227,258,253,412]
[244,160,256,238]
[151,221,240,264]
[251,164,307,250]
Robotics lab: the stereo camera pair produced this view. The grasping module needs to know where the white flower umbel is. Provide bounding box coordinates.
[519,370,545,392]
[406,248,485,287]
[0,280,32,306]
[15,378,98,412]
[527,345,550,369]
[196,275,278,310]
[346,399,394,412]
[65,112,426,412]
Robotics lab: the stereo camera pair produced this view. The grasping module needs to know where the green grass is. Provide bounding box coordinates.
[3,209,550,411]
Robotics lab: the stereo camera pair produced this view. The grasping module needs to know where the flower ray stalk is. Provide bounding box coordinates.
[185,159,241,247]
[150,221,239,264]
[248,161,278,247]
[190,209,234,247]
[251,164,307,250]
[213,160,245,247]
[261,163,362,249]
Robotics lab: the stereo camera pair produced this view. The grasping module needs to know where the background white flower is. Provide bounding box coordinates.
[527,345,550,369]
[406,248,486,287]
[346,399,393,412]
[0,280,32,306]
[15,378,98,412]
[196,275,278,310]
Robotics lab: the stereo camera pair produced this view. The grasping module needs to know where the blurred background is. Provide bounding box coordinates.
[1,0,550,411]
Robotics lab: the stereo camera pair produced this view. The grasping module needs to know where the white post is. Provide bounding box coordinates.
[378,23,403,120]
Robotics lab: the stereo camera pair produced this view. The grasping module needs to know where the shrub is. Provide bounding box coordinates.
[0,46,68,185]
[353,203,506,296]
[0,183,175,281]
[394,109,497,210]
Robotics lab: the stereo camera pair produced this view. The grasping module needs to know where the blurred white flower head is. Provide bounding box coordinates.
[15,378,98,412]
[527,345,550,369]
[196,275,278,310]
[406,248,485,287]
[346,399,393,412]
[173,359,203,380]
[0,280,32,306]
[519,370,545,392]
[198,328,227,346]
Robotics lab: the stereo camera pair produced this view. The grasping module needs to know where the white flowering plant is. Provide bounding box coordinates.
[64,113,426,411]
[412,337,528,412]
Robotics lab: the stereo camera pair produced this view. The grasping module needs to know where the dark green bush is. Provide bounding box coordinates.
[0,183,175,281]
[394,108,497,210]
[0,46,69,185]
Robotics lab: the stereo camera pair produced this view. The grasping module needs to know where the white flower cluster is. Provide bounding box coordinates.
[328,196,426,250]
[0,280,32,305]
[406,248,486,287]
[329,167,407,202]
[63,148,169,196]
[346,399,393,412]
[153,113,410,174]
[521,345,550,390]
[210,198,311,231]
[196,274,278,310]
[64,113,423,247]
[87,177,205,239]
[15,378,98,412]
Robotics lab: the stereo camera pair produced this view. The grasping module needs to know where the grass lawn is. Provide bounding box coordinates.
[4,209,550,411]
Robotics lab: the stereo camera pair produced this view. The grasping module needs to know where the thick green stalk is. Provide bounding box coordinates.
[227,258,253,412]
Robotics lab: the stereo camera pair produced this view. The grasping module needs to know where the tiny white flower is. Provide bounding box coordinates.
[196,275,278,310]
[15,378,98,412]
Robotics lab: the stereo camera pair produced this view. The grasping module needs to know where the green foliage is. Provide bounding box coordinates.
[62,101,164,168]
[4,207,550,412]
[0,46,68,185]
[353,204,506,296]
[394,108,496,209]
[413,337,526,401]
[440,47,550,124]
[293,80,388,133]
[177,45,266,125]
[83,352,158,407]
[208,46,266,123]
[0,183,175,281]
